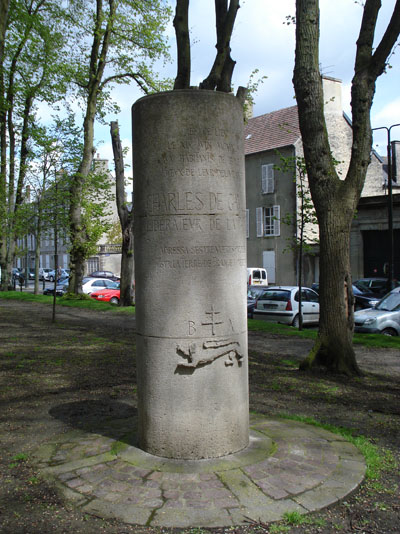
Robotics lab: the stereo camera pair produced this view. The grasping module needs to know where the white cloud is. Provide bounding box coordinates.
[93,0,400,155]
[373,98,400,128]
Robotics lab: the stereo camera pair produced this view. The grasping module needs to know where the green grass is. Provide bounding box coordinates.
[8,452,28,468]
[1,291,399,346]
[278,414,396,480]
[248,318,400,349]
[0,290,135,313]
[282,510,326,527]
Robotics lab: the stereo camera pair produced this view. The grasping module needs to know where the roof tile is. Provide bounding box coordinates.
[244,105,301,155]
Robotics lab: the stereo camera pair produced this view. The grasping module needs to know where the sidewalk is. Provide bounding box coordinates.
[34,413,365,528]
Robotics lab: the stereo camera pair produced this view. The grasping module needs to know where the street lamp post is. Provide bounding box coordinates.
[372,123,400,291]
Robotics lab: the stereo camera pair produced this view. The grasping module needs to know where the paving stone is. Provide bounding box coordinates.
[82,499,152,525]
[218,469,273,508]
[35,417,366,528]
[151,506,234,527]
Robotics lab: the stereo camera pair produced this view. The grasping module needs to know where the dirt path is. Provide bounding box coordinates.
[0,299,399,534]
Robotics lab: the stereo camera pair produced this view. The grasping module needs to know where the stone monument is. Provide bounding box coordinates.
[132,89,248,459]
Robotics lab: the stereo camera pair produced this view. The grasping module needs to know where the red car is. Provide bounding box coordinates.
[90,284,120,305]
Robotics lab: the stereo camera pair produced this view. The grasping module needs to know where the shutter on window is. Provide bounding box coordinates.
[273,205,280,236]
[246,209,249,238]
[262,164,274,193]
[256,207,263,237]
[267,164,274,193]
[261,165,267,193]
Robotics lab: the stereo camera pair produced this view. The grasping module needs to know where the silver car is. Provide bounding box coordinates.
[354,287,400,336]
[253,286,319,327]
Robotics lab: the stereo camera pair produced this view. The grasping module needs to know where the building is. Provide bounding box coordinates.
[245,76,391,286]
[350,139,400,280]
[15,156,124,277]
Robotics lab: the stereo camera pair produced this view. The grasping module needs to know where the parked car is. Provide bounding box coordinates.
[247,267,268,286]
[48,268,69,282]
[247,285,267,318]
[90,283,120,304]
[11,267,23,282]
[88,270,119,281]
[82,277,119,295]
[354,287,400,336]
[253,286,319,327]
[43,279,69,297]
[39,268,52,281]
[353,278,399,298]
[28,268,35,279]
[311,283,380,311]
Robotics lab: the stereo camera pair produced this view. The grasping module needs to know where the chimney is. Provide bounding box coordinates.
[322,76,342,115]
[93,153,109,174]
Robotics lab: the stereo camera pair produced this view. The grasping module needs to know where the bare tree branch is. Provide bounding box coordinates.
[371,0,400,77]
[200,0,240,91]
[173,0,190,89]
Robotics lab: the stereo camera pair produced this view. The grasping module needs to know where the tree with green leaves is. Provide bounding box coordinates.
[66,0,171,294]
[293,0,400,375]
[280,156,318,330]
[0,0,11,286]
[0,0,68,289]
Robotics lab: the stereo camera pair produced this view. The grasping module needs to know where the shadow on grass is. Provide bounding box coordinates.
[49,399,138,444]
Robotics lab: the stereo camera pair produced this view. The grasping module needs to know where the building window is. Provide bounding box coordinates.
[246,209,249,238]
[261,164,274,194]
[256,205,280,237]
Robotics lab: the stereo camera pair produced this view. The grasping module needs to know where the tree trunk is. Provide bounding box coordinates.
[299,198,360,374]
[0,0,10,288]
[120,226,134,306]
[199,0,239,91]
[69,0,114,294]
[110,120,134,306]
[173,0,190,89]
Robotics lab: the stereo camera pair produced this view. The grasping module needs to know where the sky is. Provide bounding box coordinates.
[94,0,400,178]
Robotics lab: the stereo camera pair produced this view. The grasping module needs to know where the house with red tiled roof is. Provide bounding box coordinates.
[245,76,388,287]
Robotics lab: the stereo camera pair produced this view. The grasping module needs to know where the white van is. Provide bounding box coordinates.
[247,267,268,286]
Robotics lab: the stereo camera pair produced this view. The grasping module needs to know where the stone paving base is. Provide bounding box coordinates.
[33,412,366,528]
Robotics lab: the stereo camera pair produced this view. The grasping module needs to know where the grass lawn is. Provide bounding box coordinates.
[1,290,398,348]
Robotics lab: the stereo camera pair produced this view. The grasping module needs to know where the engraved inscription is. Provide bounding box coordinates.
[161,245,246,255]
[157,244,246,270]
[145,192,241,215]
[159,257,246,269]
[145,217,204,233]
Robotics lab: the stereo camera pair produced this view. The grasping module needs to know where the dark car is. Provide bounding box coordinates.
[88,270,119,281]
[11,267,23,282]
[247,285,266,318]
[43,279,69,297]
[354,278,399,298]
[352,285,380,311]
[311,282,380,311]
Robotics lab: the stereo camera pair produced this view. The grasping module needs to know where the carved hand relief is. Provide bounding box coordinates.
[176,307,243,370]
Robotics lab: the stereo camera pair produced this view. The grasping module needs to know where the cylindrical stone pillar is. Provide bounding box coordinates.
[132,90,248,459]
